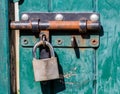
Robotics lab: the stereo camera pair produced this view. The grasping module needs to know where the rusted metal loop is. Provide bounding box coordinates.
[39,33,46,46]
[33,40,55,58]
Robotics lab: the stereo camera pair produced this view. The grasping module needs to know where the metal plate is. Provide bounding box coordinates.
[20,12,100,47]
[21,34,99,47]
[21,12,100,22]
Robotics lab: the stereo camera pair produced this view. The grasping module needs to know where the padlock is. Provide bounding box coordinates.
[32,40,60,81]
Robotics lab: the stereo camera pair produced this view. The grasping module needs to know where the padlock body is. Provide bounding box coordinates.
[32,57,59,81]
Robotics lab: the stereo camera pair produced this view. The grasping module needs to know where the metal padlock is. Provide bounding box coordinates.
[32,40,60,81]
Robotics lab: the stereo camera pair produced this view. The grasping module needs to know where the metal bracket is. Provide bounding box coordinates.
[10,13,100,32]
[11,12,101,48]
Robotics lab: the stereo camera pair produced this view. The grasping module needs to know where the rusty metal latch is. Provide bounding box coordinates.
[18,13,101,47]
[10,13,101,32]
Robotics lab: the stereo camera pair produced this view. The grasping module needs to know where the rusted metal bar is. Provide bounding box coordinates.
[48,21,80,30]
[10,20,100,32]
[10,21,32,30]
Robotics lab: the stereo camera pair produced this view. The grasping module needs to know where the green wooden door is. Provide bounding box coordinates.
[18,0,95,94]
[9,0,120,94]
[97,0,120,94]
[0,0,10,94]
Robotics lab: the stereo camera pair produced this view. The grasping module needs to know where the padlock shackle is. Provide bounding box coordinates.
[33,40,55,58]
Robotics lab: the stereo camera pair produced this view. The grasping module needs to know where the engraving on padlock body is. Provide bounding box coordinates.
[32,40,59,81]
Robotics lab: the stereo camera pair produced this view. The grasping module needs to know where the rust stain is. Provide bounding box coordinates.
[10,21,32,30]
[80,35,86,46]
[40,30,49,41]
[10,21,16,29]
[10,20,100,31]
[49,21,80,30]
[80,48,85,52]
[87,20,93,30]
[90,38,98,45]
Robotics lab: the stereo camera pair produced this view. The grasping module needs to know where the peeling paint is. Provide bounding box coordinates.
[64,73,77,78]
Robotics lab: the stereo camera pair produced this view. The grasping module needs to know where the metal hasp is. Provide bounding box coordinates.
[10,13,101,32]
[12,13,101,48]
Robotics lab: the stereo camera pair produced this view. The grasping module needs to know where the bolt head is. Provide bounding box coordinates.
[21,14,29,21]
[55,14,64,21]
[23,39,28,45]
[91,39,98,45]
[57,39,63,45]
[90,14,99,22]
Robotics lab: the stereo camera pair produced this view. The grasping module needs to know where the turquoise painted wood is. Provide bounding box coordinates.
[19,0,95,94]
[0,0,10,94]
[19,0,93,12]
[13,0,120,94]
[2,0,120,94]
[97,0,120,94]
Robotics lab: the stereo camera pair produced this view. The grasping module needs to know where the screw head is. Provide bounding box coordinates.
[57,39,63,45]
[90,14,99,22]
[55,14,64,21]
[21,14,29,21]
[91,39,98,45]
[23,39,28,45]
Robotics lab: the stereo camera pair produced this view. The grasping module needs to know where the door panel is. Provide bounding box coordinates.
[53,48,95,94]
[51,0,93,12]
[0,0,10,94]
[97,0,120,94]
[8,0,120,94]
[20,0,49,12]
[19,0,94,12]
[19,0,96,94]
[20,45,95,94]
